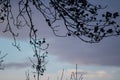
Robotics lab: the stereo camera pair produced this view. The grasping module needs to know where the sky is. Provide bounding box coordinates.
[0,0,120,80]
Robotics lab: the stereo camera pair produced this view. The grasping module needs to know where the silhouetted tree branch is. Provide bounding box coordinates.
[27,11,48,80]
[25,70,30,80]
[0,0,49,78]
[67,64,86,80]
[48,0,120,43]
[55,64,85,80]
[0,0,119,46]
[0,0,119,79]
[29,38,48,80]
[0,51,7,70]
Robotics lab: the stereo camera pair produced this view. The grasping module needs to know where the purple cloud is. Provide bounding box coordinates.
[48,37,120,67]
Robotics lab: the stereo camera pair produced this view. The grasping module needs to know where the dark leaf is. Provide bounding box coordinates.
[76,32,80,36]
[4,3,8,7]
[41,73,43,75]
[80,23,83,27]
[94,26,98,33]
[69,8,75,11]
[42,38,46,43]
[106,12,112,17]
[100,28,105,32]
[80,10,84,15]
[48,22,51,26]
[61,3,65,7]
[46,19,50,22]
[117,25,119,27]
[102,14,105,17]
[113,12,119,18]
[0,17,4,20]
[107,29,113,33]
[68,33,71,36]
[89,33,94,38]
[89,9,95,14]
[109,21,116,25]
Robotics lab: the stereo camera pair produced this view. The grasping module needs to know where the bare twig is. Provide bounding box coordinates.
[0,51,8,70]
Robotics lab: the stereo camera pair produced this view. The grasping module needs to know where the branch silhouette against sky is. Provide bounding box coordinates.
[0,0,119,46]
[0,0,120,80]
[0,51,7,70]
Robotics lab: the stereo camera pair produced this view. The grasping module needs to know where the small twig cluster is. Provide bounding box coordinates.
[0,51,7,70]
[56,64,85,80]
[70,64,84,80]
[25,70,30,80]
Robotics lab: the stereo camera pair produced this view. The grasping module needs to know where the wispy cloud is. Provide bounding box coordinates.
[85,70,110,79]
[4,62,31,69]
[49,36,120,67]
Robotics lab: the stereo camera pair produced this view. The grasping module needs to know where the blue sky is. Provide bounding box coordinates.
[0,0,120,80]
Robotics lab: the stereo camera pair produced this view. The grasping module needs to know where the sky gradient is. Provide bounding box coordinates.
[0,0,120,80]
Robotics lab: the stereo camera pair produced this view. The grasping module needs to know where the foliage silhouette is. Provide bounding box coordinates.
[0,0,119,79]
[0,0,119,45]
[49,0,120,43]
[29,38,48,80]
[0,0,49,79]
